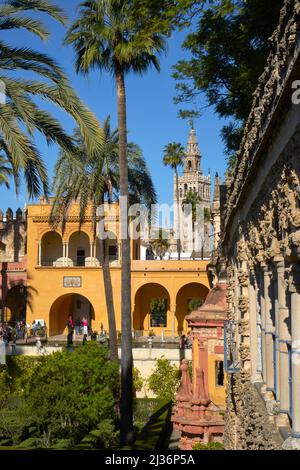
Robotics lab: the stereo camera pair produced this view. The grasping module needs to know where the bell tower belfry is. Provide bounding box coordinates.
[173,125,212,257]
[184,127,202,174]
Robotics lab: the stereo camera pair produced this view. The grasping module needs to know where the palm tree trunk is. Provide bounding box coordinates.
[192,221,195,260]
[116,68,134,446]
[175,168,181,260]
[98,235,118,361]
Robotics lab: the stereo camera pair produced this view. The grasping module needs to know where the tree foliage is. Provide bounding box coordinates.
[173,0,284,169]
[182,189,202,224]
[0,345,120,449]
[188,297,204,313]
[150,228,170,259]
[51,117,156,232]
[148,358,180,403]
[23,344,119,447]
[130,0,237,34]
[0,0,103,197]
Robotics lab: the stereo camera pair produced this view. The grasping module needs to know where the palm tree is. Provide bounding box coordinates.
[182,189,202,259]
[66,1,166,444]
[151,228,170,260]
[0,156,12,188]
[51,116,157,362]
[163,142,185,260]
[0,0,103,198]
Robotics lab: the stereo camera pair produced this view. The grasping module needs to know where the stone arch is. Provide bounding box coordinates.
[175,282,209,334]
[49,293,95,336]
[133,283,170,332]
[41,231,63,266]
[68,231,90,267]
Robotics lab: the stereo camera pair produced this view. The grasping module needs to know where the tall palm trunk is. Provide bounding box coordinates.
[175,168,181,260]
[97,230,118,361]
[117,68,134,445]
[192,220,195,260]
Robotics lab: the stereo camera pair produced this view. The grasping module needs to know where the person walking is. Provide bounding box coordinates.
[82,317,88,337]
[75,318,81,337]
[66,315,74,348]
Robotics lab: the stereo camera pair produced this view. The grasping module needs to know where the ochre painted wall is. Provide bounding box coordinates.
[26,201,211,337]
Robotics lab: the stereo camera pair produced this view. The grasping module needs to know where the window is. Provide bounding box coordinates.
[108,245,118,261]
[76,249,85,267]
[215,361,224,387]
[188,160,192,171]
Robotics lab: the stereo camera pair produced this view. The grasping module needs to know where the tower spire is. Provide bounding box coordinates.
[185,126,201,172]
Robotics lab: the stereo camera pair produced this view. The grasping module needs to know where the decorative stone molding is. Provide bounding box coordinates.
[213,0,300,450]
[237,269,249,288]
[224,373,283,450]
[223,0,300,230]
[238,296,249,315]
[239,344,251,362]
[238,320,250,336]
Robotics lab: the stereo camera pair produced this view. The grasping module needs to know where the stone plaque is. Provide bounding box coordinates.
[63,276,82,288]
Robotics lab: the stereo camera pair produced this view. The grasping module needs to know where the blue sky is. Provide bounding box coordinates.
[0,0,228,213]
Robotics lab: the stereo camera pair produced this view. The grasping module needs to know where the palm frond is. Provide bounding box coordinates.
[0,0,67,25]
[51,120,156,231]
[0,1,102,198]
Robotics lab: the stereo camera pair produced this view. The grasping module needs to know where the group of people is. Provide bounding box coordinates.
[0,321,31,344]
[66,315,89,347]
[0,320,46,346]
[0,323,17,345]
[66,316,108,348]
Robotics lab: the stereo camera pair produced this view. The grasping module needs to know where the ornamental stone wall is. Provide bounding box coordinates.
[212,0,300,450]
[224,372,283,450]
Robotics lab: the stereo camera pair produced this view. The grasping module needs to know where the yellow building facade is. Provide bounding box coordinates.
[26,199,210,337]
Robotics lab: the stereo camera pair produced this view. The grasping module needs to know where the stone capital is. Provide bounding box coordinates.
[263,265,271,276]
[274,256,285,269]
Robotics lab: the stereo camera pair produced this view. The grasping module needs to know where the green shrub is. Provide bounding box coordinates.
[0,395,30,446]
[133,367,144,395]
[17,437,40,449]
[0,345,120,449]
[134,398,158,422]
[0,366,11,404]
[23,343,119,448]
[148,359,180,402]
[0,439,12,447]
[51,439,72,449]
[76,436,95,449]
[6,356,41,395]
[193,441,224,450]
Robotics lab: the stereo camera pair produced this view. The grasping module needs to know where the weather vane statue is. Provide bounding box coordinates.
[188,118,194,130]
